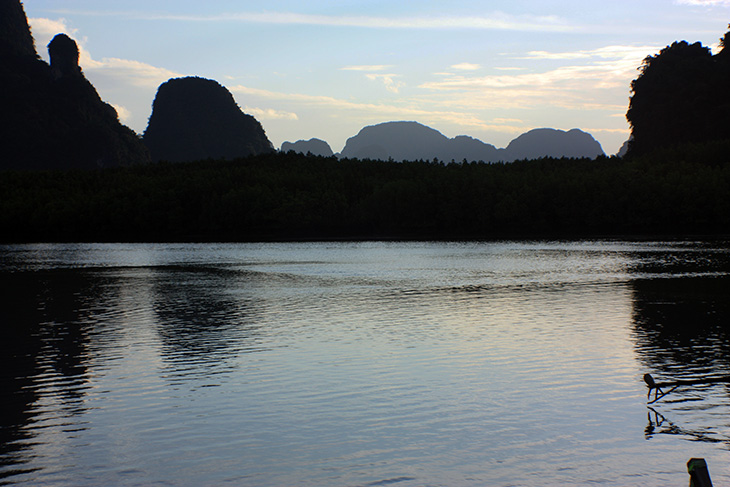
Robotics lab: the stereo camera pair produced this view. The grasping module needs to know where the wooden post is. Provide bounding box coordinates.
[687,458,713,487]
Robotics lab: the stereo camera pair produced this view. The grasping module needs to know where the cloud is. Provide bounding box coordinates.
[244,107,298,120]
[228,84,492,130]
[520,45,660,61]
[365,73,405,93]
[111,104,131,122]
[675,0,730,5]
[81,57,181,89]
[341,65,393,71]
[30,17,181,89]
[451,63,481,71]
[29,17,77,41]
[522,51,590,60]
[491,118,523,124]
[582,127,632,134]
[46,9,578,32]
[419,44,660,111]
[212,12,576,32]
[340,65,405,93]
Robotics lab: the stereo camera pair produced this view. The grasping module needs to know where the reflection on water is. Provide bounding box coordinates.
[632,276,730,377]
[0,269,96,480]
[1,241,730,486]
[646,406,727,446]
[632,274,730,454]
[150,266,268,381]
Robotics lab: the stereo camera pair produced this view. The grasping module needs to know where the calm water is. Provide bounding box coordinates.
[1,241,730,486]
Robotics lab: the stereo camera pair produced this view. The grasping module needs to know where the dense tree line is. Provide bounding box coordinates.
[2,142,730,242]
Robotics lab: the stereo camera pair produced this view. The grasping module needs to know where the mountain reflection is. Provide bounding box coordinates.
[0,269,97,478]
[631,275,730,377]
[632,275,730,448]
[150,266,266,380]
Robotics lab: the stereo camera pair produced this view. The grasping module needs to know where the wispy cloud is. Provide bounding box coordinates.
[522,51,590,60]
[341,65,393,71]
[582,127,632,134]
[81,57,181,88]
[229,84,492,130]
[494,67,526,71]
[421,44,660,112]
[491,118,523,124]
[341,65,404,93]
[365,73,405,93]
[29,17,78,42]
[675,0,730,5]
[451,63,481,71]
[244,107,298,120]
[519,45,661,61]
[46,10,578,32]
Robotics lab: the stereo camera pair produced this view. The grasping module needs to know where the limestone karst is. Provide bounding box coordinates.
[143,77,274,162]
[0,0,150,170]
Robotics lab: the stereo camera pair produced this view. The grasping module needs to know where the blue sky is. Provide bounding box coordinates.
[22,0,730,154]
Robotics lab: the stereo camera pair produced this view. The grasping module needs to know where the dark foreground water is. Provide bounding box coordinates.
[1,241,730,486]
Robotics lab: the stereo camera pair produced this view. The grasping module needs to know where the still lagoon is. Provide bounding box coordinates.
[1,241,730,486]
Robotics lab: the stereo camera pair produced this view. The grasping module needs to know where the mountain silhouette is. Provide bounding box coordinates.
[626,28,730,157]
[339,121,499,162]
[281,138,334,157]
[0,0,150,170]
[503,128,604,161]
[143,77,274,162]
[338,121,604,163]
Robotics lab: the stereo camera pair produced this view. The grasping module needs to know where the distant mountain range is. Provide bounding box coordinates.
[281,138,334,157]
[4,0,610,171]
[283,121,605,162]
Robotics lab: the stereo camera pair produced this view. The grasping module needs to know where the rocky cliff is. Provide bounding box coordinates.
[0,0,150,170]
[143,77,274,162]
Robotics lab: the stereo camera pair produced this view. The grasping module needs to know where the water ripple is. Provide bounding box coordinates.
[2,241,730,486]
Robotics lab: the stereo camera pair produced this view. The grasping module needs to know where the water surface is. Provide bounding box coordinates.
[1,241,730,486]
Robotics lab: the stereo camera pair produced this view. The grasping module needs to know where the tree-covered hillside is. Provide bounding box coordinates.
[627,27,730,157]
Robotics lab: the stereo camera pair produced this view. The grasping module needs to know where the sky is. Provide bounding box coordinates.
[22,1,730,155]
